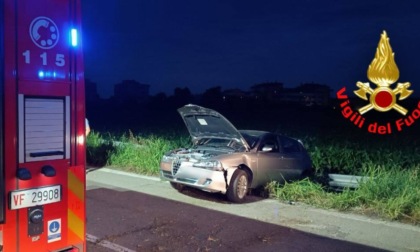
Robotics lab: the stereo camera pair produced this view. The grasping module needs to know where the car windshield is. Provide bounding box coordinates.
[239,130,265,149]
[197,138,232,147]
[196,138,245,151]
[197,138,230,147]
[241,135,258,149]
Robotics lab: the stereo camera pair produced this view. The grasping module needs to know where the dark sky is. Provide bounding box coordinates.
[81,0,420,98]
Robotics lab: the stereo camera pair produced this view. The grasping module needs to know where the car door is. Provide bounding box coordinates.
[277,136,308,181]
[255,134,286,185]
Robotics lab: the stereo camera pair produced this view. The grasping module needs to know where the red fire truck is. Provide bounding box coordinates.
[1,0,86,251]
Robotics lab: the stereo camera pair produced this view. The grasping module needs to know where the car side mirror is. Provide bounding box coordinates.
[261,146,273,152]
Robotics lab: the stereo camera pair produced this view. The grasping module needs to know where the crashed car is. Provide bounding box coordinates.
[160,104,312,203]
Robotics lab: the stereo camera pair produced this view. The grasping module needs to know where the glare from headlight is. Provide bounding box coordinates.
[193,160,223,171]
[161,155,173,162]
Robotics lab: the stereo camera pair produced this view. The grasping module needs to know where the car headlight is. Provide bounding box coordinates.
[193,160,223,171]
[161,155,173,163]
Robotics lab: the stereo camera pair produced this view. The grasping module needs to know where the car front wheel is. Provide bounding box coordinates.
[227,169,248,203]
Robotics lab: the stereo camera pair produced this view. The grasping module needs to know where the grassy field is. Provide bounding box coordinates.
[86,105,420,225]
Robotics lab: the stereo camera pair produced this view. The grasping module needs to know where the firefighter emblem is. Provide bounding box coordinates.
[354,31,413,115]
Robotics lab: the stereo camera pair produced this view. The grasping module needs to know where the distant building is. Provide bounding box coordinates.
[222,88,249,100]
[220,88,250,108]
[114,80,150,103]
[293,83,331,106]
[250,82,283,101]
[249,82,331,106]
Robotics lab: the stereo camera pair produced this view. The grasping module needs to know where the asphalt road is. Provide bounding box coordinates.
[86,168,420,252]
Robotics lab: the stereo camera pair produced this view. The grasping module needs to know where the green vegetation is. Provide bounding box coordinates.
[107,131,189,175]
[87,130,189,174]
[86,129,420,225]
[266,167,420,224]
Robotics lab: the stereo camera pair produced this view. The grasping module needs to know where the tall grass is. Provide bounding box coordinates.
[86,131,115,167]
[297,134,420,175]
[356,165,420,222]
[88,131,190,175]
[266,166,420,224]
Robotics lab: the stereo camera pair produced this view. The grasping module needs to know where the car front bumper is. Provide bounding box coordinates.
[160,160,227,194]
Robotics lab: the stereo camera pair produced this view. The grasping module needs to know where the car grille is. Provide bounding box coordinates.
[172,159,182,175]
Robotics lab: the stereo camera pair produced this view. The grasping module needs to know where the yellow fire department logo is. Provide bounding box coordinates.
[354,31,413,115]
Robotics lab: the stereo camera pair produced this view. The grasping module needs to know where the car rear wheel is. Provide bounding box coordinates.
[301,169,313,179]
[227,169,248,203]
[170,182,185,191]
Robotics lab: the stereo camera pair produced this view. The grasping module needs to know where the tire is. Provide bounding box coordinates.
[170,182,185,192]
[301,169,313,179]
[226,169,249,203]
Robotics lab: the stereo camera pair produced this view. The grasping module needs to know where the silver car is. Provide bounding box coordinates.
[160,104,312,203]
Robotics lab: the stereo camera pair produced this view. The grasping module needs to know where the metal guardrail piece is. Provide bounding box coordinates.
[94,139,143,148]
[328,174,369,189]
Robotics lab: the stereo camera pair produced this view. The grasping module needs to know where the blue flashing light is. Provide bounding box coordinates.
[71,29,78,47]
[37,70,65,79]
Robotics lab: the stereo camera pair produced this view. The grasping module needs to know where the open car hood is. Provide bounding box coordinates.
[177,104,250,150]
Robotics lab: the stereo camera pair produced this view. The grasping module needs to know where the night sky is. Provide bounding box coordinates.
[81,0,420,98]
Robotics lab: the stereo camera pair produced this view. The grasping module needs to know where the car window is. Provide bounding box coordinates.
[280,136,301,153]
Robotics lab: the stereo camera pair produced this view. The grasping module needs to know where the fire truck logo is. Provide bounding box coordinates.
[29,16,59,49]
[354,31,413,115]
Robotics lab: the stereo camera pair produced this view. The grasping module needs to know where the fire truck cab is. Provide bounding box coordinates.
[1,0,86,251]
